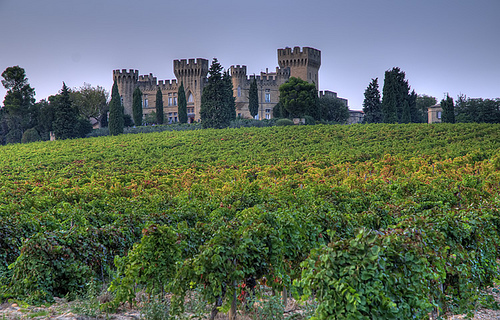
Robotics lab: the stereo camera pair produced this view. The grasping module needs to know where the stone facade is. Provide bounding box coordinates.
[427,104,443,123]
[113,46,343,123]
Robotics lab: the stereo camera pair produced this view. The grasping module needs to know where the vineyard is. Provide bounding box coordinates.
[1,123,500,319]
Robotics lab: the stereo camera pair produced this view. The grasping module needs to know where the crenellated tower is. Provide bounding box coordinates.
[277,46,321,89]
[113,69,139,116]
[174,58,209,120]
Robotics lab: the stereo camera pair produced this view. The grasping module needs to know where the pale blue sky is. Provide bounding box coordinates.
[1,0,499,109]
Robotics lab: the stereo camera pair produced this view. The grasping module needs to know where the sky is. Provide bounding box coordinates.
[0,0,499,110]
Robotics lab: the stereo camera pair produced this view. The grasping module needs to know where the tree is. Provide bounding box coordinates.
[1,66,36,142]
[132,87,143,126]
[455,95,500,123]
[178,82,187,123]
[36,99,55,140]
[416,94,437,122]
[362,78,382,123]
[71,83,108,124]
[200,58,235,129]
[440,94,455,123]
[155,88,164,125]
[249,77,259,119]
[319,96,349,123]
[108,81,124,135]
[279,77,319,119]
[381,67,413,123]
[52,82,80,140]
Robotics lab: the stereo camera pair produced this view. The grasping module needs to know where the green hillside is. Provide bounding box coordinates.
[1,123,499,318]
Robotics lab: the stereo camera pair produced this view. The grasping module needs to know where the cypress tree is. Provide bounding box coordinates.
[362,78,382,123]
[178,81,187,123]
[382,67,411,123]
[108,81,124,135]
[441,94,455,123]
[132,87,143,126]
[53,82,79,139]
[155,88,164,124]
[200,58,235,129]
[249,77,259,119]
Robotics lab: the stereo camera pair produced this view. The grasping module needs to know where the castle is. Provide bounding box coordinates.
[113,46,348,123]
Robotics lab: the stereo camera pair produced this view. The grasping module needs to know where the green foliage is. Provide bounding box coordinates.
[381,67,419,123]
[249,78,259,118]
[318,96,349,123]
[416,94,437,122]
[299,228,441,319]
[71,83,108,122]
[279,77,319,119]
[362,78,382,123]
[200,59,235,129]
[1,66,37,139]
[178,82,188,124]
[123,114,134,128]
[109,81,124,135]
[155,88,164,125]
[0,123,500,318]
[441,94,455,123]
[108,224,180,307]
[21,127,41,143]
[53,82,80,140]
[455,94,500,123]
[275,118,294,126]
[132,87,143,126]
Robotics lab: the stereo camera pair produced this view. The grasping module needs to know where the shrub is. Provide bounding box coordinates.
[275,118,294,126]
[21,128,41,143]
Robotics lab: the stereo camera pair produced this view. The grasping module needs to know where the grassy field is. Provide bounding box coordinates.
[1,123,499,318]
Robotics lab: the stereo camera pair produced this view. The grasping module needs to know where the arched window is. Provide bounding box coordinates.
[188,92,194,103]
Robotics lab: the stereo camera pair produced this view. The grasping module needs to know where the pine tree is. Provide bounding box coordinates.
[108,81,124,135]
[249,77,259,119]
[441,94,455,123]
[132,87,143,126]
[53,82,80,139]
[200,58,235,129]
[178,81,187,123]
[362,78,382,123]
[155,88,164,125]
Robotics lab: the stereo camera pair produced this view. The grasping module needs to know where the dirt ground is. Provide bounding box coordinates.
[1,287,499,320]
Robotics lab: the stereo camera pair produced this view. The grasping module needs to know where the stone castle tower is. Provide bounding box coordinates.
[113,46,334,122]
[277,47,321,90]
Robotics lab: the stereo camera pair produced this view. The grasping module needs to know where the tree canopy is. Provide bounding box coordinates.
[200,58,235,129]
[319,95,349,123]
[279,77,319,119]
[108,81,124,135]
[178,82,187,124]
[248,77,259,119]
[362,78,382,123]
[132,87,143,126]
[52,82,80,140]
[155,88,164,125]
[71,83,108,123]
[441,94,455,123]
[381,67,419,123]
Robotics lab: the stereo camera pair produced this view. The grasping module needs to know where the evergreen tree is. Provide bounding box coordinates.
[53,82,80,139]
[362,78,382,123]
[416,94,437,121]
[441,94,455,123]
[279,77,319,119]
[408,90,422,123]
[178,81,188,123]
[200,58,235,129]
[155,88,164,124]
[108,81,124,135]
[1,66,36,143]
[132,87,143,126]
[319,96,349,123]
[382,67,410,123]
[249,77,259,119]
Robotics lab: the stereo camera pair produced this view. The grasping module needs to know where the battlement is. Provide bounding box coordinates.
[173,58,209,79]
[277,46,321,68]
[138,73,157,84]
[230,65,247,78]
[113,69,139,83]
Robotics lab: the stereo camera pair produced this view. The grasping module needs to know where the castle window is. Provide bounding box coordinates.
[437,111,442,119]
[144,99,148,108]
[265,89,271,103]
[120,96,123,106]
[188,93,194,103]
[168,97,173,106]
[173,97,177,105]
[237,86,241,97]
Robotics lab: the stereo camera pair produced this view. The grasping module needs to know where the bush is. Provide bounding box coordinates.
[304,115,316,125]
[21,128,41,143]
[275,118,294,126]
